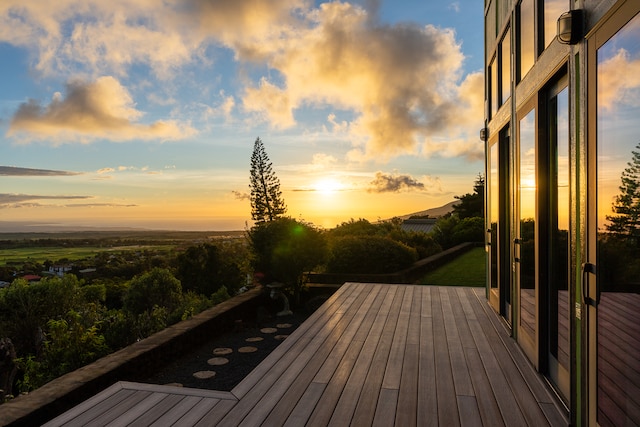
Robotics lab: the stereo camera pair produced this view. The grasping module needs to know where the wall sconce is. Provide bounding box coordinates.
[479,127,488,142]
[557,9,584,45]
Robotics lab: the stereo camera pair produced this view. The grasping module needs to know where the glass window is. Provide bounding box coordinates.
[489,142,499,292]
[486,0,497,62]
[518,108,536,339]
[501,27,512,105]
[490,56,498,118]
[543,0,566,48]
[596,11,640,426]
[518,0,535,80]
[548,83,570,400]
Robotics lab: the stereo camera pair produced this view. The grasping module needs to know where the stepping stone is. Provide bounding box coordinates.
[260,327,278,334]
[208,357,229,366]
[238,346,258,353]
[213,347,233,356]
[193,370,216,379]
[246,337,263,342]
[277,323,293,329]
[274,335,288,341]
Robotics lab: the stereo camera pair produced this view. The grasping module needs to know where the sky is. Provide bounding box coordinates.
[0,0,485,231]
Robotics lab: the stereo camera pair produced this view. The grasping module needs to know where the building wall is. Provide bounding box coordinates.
[483,1,640,425]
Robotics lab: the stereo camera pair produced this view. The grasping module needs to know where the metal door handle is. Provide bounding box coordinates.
[582,262,597,306]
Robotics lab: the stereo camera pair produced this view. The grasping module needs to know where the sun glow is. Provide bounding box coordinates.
[313,178,343,194]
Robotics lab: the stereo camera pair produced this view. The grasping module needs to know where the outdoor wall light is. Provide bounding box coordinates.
[480,127,488,142]
[557,9,584,45]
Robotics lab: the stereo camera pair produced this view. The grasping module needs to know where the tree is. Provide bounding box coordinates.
[326,235,418,274]
[250,137,287,223]
[606,142,640,245]
[123,268,182,315]
[0,275,83,354]
[176,243,244,297]
[248,217,327,303]
[452,173,485,219]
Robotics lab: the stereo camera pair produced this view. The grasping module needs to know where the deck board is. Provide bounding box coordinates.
[44,283,568,426]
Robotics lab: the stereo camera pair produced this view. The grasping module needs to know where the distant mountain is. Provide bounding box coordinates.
[397,200,460,220]
[0,221,146,233]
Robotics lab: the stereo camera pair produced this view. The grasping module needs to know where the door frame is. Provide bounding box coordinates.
[585,1,640,424]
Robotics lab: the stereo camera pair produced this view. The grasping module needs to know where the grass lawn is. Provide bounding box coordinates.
[420,247,486,287]
[0,245,175,266]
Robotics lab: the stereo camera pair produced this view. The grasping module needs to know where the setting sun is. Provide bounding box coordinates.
[313,178,343,194]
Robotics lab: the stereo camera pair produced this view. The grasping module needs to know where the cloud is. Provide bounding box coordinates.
[64,203,137,208]
[97,167,115,174]
[367,171,426,193]
[8,76,196,143]
[311,153,338,170]
[0,193,138,209]
[0,0,305,78]
[240,2,482,160]
[1,0,483,160]
[0,166,80,176]
[0,193,91,205]
[598,48,640,111]
[232,190,250,200]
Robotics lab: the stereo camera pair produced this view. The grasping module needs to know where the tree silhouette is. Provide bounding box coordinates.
[452,173,485,219]
[250,137,286,223]
[606,142,640,245]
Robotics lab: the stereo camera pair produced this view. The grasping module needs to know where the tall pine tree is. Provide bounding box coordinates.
[249,137,286,223]
[606,142,640,244]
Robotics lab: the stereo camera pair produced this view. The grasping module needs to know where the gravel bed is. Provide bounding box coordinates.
[143,310,309,391]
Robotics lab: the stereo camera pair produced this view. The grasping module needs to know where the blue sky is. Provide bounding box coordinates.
[0,0,485,231]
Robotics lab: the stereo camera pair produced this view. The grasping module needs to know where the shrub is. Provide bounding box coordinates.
[329,218,381,237]
[123,268,182,315]
[176,243,245,297]
[452,217,485,244]
[327,236,418,274]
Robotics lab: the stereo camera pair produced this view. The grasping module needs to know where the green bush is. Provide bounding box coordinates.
[388,229,442,258]
[0,275,83,354]
[81,283,106,304]
[327,236,418,274]
[431,215,485,249]
[452,217,485,244]
[329,218,382,237]
[176,243,246,297]
[123,268,182,315]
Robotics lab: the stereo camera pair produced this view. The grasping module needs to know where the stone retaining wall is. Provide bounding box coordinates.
[0,287,264,427]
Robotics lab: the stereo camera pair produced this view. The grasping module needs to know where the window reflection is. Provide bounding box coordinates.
[518,0,535,80]
[490,143,499,290]
[490,57,498,118]
[543,0,566,48]
[519,108,536,338]
[596,12,640,426]
[551,86,570,376]
[501,27,512,105]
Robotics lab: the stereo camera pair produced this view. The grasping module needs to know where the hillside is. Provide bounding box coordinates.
[397,200,460,220]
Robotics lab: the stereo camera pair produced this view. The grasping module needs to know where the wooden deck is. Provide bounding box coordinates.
[44,283,568,426]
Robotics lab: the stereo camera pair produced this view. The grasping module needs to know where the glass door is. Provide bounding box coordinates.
[488,125,511,321]
[516,101,537,362]
[587,4,640,425]
[546,78,570,401]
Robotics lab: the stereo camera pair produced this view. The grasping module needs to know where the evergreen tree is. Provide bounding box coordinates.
[452,173,485,219]
[250,137,286,222]
[606,142,640,244]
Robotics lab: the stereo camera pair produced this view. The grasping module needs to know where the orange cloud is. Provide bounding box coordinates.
[240,2,483,160]
[1,0,483,160]
[598,48,640,111]
[8,76,196,143]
